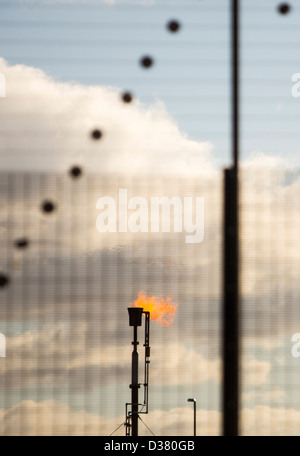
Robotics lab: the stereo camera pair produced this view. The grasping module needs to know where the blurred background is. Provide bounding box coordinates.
[0,0,300,436]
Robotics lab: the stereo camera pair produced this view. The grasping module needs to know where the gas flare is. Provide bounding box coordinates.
[132,292,178,327]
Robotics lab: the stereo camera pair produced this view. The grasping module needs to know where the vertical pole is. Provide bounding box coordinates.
[194,401,196,437]
[232,0,239,172]
[131,326,139,436]
[187,398,197,436]
[222,0,240,436]
[223,169,239,436]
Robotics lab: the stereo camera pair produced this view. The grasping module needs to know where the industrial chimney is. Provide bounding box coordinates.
[126,307,150,436]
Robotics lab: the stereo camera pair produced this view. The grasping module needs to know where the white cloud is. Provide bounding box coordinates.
[0,399,119,436]
[2,400,300,435]
[3,58,300,313]
[1,324,275,391]
[243,336,284,351]
[0,400,221,436]
[1,324,221,389]
[0,58,215,176]
[242,151,289,170]
[242,359,272,386]
[241,405,300,436]
[1,58,300,433]
[242,389,286,403]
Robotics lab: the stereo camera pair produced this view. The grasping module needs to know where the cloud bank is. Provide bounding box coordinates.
[1,58,300,435]
[0,58,215,176]
[2,400,300,436]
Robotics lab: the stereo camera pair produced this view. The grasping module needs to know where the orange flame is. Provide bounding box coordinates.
[132,292,178,327]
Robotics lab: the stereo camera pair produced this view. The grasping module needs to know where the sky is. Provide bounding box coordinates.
[1,0,300,436]
[0,0,299,166]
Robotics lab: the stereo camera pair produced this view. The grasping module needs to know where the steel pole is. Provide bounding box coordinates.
[222,0,240,437]
[131,325,139,436]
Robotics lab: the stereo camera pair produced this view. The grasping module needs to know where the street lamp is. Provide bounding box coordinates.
[187,398,197,436]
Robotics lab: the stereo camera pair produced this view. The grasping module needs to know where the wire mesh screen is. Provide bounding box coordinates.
[1,0,300,438]
[238,0,300,437]
[0,173,222,436]
[0,0,228,437]
[240,168,300,436]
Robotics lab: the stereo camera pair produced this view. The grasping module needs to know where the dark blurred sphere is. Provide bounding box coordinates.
[140,56,153,68]
[14,238,29,249]
[41,201,56,213]
[91,129,102,140]
[0,274,9,288]
[69,166,83,178]
[167,20,181,33]
[278,3,291,14]
[122,92,133,103]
